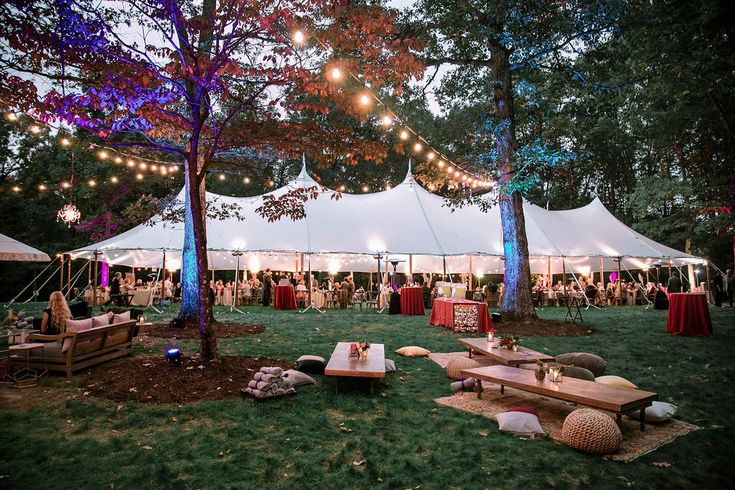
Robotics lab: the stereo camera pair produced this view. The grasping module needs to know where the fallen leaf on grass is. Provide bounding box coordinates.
[339,423,352,432]
[116,404,124,411]
[479,431,488,437]
[710,425,724,429]
[141,445,153,451]
[653,462,671,468]
[352,460,365,466]
[129,387,137,393]
[398,376,406,382]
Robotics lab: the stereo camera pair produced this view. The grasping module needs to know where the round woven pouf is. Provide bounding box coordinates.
[446,356,481,380]
[562,409,622,454]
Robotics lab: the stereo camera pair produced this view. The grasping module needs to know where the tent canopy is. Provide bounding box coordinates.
[69,162,702,275]
[0,233,51,262]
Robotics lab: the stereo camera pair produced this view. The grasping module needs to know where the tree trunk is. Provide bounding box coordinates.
[491,44,536,321]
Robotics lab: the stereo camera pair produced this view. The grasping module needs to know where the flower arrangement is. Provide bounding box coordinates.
[498,334,520,350]
[358,340,371,358]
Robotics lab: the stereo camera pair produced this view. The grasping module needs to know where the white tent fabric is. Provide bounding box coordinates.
[69,163,702,274]
[0,233,51,262]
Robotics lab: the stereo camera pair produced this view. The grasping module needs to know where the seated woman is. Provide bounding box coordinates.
[40,291,72,335]
[295,280,307,300]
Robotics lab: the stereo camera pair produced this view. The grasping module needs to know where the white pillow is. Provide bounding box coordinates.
[495,411,545,436]
[282,369,316,387]
[385,359,397,372]
[627,402,677,423]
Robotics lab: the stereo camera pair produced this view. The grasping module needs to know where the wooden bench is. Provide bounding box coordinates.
[461,365,657,431]
[11,320,137,377]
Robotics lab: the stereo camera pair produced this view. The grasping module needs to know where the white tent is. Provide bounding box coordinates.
[69,163,702,276]
[0,232,51,262]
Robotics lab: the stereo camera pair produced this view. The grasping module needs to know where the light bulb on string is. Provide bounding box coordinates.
[413,142,423,152]
[88,179,96,187]
[160,167,167,175]
[329,67,343,81]
[437,160,445,168]
[114,156,122,164]
[399,130,409,141]
[29,125,41,134]
[136,173,144,180]
[362,185,369,193]
[97,150,108,160]
[218,173,226,181]
[292,30,305,44]
[126,160,135,168]
[139,162,147,170]
[110,176,118,183]
[12,185,20,192]
[5,112,18,122]
[38,184,46,191]
[338,185,346,192]
[426,152,435,161]
[381,115,393,126]
[446,167,453,174]
[62,181,71,189]
[60,137,71,147]
[151,164,158,171]
[243,177,251,184]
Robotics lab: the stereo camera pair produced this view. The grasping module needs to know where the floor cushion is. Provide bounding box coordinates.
[283,369,316,386]
[626,401,677,423]
[563,408,622,454]
[295,357,326,375]
[446,356,481,379]
[395,346,430,357]
[555,352,607,377]
[496,411,545,436]
[385,359,397,372]
[563,366,596,381]
[595,375,637,389]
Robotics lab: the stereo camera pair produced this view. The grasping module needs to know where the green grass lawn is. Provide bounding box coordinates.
[1,304,734,489]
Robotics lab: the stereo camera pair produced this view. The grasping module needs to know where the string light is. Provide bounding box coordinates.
[426,152,435,161]
[97,150,108,160]
[359,94,371,106]
[136,173,143,180]
[150,164,158,171]
[126,160,135,168]
[362,185,369,193]
[38,184,46,191]
[399,130,409,141]
[29,125,41,134]
[292,30,305,44]
[114,156,122,163]
[139,162,147,170]
[338,185,346,192]
[12,185,20,192]
[329,67,342,81]
[60,137,71,146]
[110,176,118,183]
[413,142,423,152]
[5,112,17,122]
[437,160,445,168]
[381,115,392,126]
[243,177,251,184]
[218,174,226,181]
[88,179,96,187]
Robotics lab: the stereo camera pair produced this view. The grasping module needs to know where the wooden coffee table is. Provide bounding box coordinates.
[461,365,657,431]
[458,337,555,367]
[325,342,385,394]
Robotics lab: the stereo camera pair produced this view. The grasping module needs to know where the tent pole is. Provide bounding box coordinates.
[705,260,712,303]
[67,255,72,295]
[59,254,64,292]
[92,251,99,309]
[617,257,622,293]
[562,258,567,299]
[442,256,447,280]
[547,256,551,286]
[469,256,473,290]
[409,254,413,279]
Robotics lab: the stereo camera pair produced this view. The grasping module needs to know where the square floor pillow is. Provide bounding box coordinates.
[283,369,316,387]
[555,353,607,377]
[627,401,677,423]
[496,411,545,436]
[385,359,397,372]
[295,355,326,375]
[395,346,430,357]
[563,366,596,381]
[595,375,637,389]
[507,406,539,417]
[112,310,131,323]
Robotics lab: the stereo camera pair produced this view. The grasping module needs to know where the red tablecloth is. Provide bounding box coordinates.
[400,287,425,316]
[429,298,493,333]
[666,293,711,337]
[274,285,297,310]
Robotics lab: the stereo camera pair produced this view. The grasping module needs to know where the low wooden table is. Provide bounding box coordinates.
[458,337,555,367]
[6,343,47,388]
[325,342,385,394]
[461,365,658,431]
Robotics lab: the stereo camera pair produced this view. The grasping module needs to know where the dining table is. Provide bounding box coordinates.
[665,293,712,336]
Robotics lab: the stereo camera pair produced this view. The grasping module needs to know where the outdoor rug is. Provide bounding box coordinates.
[435,387,699,462]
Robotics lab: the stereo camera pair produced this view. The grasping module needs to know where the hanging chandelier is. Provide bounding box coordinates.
[57,203,81,227]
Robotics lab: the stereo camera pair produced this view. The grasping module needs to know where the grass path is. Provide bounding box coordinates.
[1,304,734,488]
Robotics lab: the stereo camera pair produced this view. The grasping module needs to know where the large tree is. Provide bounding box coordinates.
[408,0,620,320]
[0,0,421,358]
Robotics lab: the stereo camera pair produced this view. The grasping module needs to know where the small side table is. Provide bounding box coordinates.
[6,343,47,388]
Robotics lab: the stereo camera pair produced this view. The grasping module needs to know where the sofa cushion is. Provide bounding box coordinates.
[112,310,131,323]
[66,318,94,333]
[29,341,65,359]
[92,313,112,328]
[555,352,607,377]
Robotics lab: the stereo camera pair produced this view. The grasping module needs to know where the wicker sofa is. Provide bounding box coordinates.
[13,320,137,377]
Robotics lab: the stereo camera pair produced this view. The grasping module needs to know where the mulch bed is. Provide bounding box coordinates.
[492,318,593,337]
[141,322,265,339]
[81,355,292,404]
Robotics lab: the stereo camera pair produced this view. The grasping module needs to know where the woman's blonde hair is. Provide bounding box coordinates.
[48,291,72,331]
